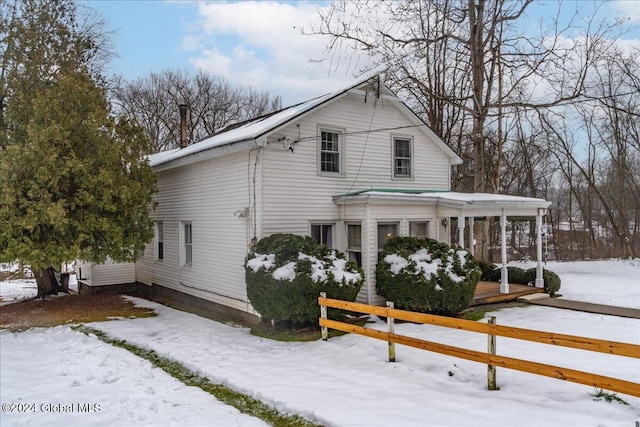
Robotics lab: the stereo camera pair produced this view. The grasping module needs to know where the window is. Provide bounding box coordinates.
[182,222,192,265]
[311,224,333,248]
[155,222,164,261]
[320,129,342,174]
[347,224,362,267]
[377,223,399,251]
[393,137,412,178]
[409,221,430,239]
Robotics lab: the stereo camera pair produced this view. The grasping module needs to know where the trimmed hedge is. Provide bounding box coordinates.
[245,234,364,325]
[376,237,481,316]
[480,262,561,296]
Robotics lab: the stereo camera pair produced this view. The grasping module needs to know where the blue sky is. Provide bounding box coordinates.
[81,0,640,105]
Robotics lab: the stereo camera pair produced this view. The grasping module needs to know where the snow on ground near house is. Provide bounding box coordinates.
[518,258,640,308]
[0,327,267,427]
[1,259,639,426]
[0,279,37,303]
[0,275,78,304]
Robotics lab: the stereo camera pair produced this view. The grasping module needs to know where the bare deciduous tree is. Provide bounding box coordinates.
[310,0,630,259]
[112,69,282,153]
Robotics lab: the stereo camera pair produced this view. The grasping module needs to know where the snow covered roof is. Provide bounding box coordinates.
[149,76,378,168]
[334,190,551,216]
[148,75,462,169]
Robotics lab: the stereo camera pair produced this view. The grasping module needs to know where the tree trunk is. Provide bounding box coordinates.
[34,267,65,299]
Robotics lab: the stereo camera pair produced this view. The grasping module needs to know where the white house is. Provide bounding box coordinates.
[81,76,551,322]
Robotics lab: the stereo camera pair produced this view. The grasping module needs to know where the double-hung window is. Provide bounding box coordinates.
[311,224,333,248]
[347,224,362,267]
[393,137,412,178]
[320,129,342,174]
[155,222,164,261]
[182,222,192,265]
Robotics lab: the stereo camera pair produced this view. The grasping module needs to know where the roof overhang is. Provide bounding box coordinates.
[333,190,551,218]
[152,139,256,172]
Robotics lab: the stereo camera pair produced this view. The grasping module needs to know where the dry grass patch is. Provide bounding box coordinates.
[0,293,155,332]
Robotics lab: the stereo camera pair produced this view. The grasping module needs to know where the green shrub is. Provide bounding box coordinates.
[523,268,561,296]
[478,260,498,280]
[482,263,561,296]
[245,234,364,325]
[375,237,481,316]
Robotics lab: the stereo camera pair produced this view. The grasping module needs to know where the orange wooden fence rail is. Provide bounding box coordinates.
[318,294,640,398]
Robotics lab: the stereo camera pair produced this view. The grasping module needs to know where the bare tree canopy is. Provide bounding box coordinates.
[309,0,638,259]
[112,69,283,153]
[310,0,628,191]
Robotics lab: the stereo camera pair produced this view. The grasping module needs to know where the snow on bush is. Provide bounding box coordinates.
[384,248,470,285]
[245,234,363,324]
[376,237,481,316]
[246,252,362,285]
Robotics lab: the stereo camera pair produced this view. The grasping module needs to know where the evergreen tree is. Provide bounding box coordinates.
[0,0,156,297]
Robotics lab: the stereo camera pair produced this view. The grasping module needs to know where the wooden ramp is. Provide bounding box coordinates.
[471,281,544,306]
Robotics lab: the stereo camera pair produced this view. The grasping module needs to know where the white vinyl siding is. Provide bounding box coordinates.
[261,91,451,239]
[135,88,454,312]
[259,92,453,305]
[135,149,254,313]
[76,258,135,287]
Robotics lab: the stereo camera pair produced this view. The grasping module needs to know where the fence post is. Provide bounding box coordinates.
[387,301,396,362]
[487,316,499,390]
[320,292,328,341]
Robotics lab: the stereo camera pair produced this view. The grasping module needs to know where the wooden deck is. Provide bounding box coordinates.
[471,281,544,306]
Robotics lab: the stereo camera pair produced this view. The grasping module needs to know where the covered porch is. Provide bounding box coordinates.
[334,190,552,296]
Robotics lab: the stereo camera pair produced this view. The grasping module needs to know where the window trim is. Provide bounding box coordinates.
[391,135,414,180]
[182,221,192,266]
[318,126,345,176]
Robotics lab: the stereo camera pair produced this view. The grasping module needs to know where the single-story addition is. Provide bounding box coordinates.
[79,75,551,322]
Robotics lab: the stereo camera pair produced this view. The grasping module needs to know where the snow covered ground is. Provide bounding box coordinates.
[1,259,639,426]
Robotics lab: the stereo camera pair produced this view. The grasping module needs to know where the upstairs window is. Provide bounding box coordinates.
[320,129,342,174]
[393,137,412,178]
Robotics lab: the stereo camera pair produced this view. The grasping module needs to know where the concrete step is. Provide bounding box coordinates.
[517,293,550,302]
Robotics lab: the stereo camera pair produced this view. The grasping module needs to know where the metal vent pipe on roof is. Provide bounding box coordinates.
[178,103,188,148]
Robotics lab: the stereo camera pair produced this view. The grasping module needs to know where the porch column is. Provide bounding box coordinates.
[458,215,465,248]
[468,216,475,256]
[500,210,509,293]
[535,208,544,288]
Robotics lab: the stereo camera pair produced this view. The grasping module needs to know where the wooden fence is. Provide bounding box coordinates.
[318,293,640,398]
